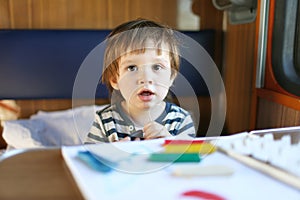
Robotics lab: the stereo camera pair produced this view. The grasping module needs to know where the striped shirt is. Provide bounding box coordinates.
[85,102,195,143]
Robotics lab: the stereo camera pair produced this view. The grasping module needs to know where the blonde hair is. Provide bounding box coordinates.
[102,18,180,93]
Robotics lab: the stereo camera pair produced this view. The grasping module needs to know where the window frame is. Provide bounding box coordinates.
[269,0,300,96]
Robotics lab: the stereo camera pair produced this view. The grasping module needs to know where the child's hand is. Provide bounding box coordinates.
[143,121,172,139]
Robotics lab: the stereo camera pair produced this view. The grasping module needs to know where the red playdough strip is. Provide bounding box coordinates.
[182,190,226,200]
[163,139,205,145]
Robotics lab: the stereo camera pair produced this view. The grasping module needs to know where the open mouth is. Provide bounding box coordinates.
[138,89,154,96]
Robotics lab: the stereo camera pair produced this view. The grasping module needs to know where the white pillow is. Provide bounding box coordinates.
[2,105,108,149]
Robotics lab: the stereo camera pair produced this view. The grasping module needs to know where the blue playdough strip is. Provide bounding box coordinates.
[77,151,116,173]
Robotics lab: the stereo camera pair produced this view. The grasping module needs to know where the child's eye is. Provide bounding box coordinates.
[127,65,137,71]
[152,64,162,71]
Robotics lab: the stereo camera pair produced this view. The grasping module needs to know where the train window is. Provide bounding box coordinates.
[271,0,300,96]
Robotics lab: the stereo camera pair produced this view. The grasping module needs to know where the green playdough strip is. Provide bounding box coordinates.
[148,153,201,162]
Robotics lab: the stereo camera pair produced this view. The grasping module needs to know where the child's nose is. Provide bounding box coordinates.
[138,79,153,84]
[138,75,153,84]
[138,67,153,84]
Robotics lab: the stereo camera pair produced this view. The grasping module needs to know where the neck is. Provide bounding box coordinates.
[121,101,166,127]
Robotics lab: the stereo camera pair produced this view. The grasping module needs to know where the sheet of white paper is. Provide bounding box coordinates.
[62,138,300,200]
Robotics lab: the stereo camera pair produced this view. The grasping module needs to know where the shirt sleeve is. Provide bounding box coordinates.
[84,113,108,144]
[177,114,196,137]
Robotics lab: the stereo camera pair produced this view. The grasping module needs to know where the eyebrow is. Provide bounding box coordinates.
[153,57,170,66]
[119,59,134,67]
[120,57,170,66]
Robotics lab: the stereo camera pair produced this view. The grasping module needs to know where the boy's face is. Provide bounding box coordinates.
[110,44,175,110]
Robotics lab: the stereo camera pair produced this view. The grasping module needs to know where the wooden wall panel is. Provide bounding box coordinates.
[256,98,283,129]
[160,0,177,28]
[281,106,300,127]
[63,0,108,28]
[16,99,110,118]
[0,0,10,28]
[222,18,256,134]
[7,0,32,28]
[0,0,177,29]
[256,98,300,129]
[107,0,128,28]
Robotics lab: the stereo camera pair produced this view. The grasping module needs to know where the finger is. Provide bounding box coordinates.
[119,136,130,142]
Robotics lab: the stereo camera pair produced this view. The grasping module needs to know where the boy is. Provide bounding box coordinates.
[85,18,195,143]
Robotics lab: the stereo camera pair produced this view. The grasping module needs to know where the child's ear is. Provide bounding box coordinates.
[110,77,119,90]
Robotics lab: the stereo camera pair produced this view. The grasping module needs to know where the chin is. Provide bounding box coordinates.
[140,103,152,110]
[137,101,155,110]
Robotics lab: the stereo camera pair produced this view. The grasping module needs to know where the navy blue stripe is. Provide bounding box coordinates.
[164,117,184,125]
[117,132,130,138]
[168,109,188,116]
[168,104,189,116]
[106,128,117,137]
[102,117,114,124]
[101,116,127,126]
[169,130,177,136]
[170,122,194,136]
[97,105,113,114]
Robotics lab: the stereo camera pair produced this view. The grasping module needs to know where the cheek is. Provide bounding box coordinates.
[155,70,173,87]
[155,72,174,99]
[156,77,173,96]
[156,84,171,98]
[117,72,137,88]
[117,74,139,99]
